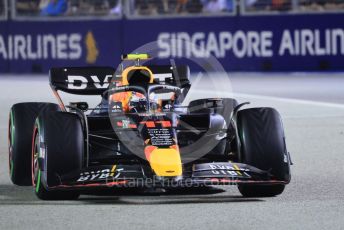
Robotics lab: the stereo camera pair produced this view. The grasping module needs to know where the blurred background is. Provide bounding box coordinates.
[1,0,344,73]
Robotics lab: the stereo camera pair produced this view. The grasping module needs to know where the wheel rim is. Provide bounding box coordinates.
[31,128,39,187]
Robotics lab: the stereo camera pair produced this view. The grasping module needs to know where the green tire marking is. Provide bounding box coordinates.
[36,170,41,193]
[34,120,42,193]
[10,160,14,177]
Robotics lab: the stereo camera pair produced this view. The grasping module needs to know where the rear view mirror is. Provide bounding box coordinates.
[69,102,89,111]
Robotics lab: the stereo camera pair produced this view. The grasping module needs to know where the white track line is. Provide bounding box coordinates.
[193,90,344,109]
[234,93,344,109]
[282,114,344,119]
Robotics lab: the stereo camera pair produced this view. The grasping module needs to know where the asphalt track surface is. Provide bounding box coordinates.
[1,73,344,229]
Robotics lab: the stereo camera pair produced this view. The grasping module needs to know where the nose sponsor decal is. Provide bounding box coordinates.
[77,167,123,182]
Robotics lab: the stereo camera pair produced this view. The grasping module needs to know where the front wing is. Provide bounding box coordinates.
[49,162,288,190]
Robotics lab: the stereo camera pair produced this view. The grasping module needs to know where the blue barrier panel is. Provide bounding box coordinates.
[1,14,344,72]
[0,21,9,72]
[0,20,122,73]
[122,14,344,71]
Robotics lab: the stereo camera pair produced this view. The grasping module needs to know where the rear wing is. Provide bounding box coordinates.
[49,67,116,95]
[49,65,190,95]
[147,65,190,88]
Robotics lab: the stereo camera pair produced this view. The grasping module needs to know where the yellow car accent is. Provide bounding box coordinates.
[122,54,150,60]
[110,165,117,177]
[148,148,182,177]
[122,66,154,86]
[233,164,242,176]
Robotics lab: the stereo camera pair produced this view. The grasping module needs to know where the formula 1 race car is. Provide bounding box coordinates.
[8,54,291,200]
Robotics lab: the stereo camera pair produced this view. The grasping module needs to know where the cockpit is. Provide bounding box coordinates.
[107,54,188,114]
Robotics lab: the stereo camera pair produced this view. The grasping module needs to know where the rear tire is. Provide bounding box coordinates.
[33,111,83,200]
[236,108,291,197]
[8,103,60,186]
